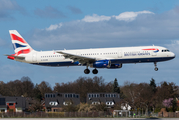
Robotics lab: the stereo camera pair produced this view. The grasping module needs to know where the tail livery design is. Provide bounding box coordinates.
[6,30,34,60]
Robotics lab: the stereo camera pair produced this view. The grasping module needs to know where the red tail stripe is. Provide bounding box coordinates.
[11,34,27,43]
[15,48,31,56]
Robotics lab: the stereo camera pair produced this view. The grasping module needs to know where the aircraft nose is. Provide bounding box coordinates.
[171,52,175,58]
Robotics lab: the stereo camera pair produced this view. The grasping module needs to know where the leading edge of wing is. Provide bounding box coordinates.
[56,51,96,63]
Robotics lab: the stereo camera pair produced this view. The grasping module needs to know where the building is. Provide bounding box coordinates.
[86,93,120,107]
[0,95,29,112]
[45,93,80,112]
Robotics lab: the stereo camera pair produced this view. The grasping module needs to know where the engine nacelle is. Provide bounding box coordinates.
[92,60,109,68]
[107,63,122,69]
[92,60,122,69]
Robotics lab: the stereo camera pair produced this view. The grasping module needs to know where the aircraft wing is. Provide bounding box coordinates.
[4,54,25,60]
[56,51,96,64]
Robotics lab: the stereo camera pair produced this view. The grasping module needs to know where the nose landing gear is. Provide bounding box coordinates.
[154,62,158,71]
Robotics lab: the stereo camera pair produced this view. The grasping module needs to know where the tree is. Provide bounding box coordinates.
[33,84,42,100]
[38,81,52,98]
[6,80,23,96]
[138,83,153,116]
[163,98,173,108]
[21,77,34,97]
[53,76,110,103]
[172,98,177,112]
[28,99,43,112]
[150,78,157,93]
[1,77,35,97]
[113,78,120,93]
[0,81,10,96]
[62,104,79,112]
[120,81,138,110]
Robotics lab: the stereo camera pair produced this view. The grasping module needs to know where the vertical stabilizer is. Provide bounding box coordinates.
[9,30,34,56]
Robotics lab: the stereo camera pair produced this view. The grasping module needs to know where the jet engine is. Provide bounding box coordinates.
[92,60,122,69]
[92,60,109,68]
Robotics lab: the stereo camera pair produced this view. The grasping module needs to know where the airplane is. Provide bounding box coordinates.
[5,30,175,74]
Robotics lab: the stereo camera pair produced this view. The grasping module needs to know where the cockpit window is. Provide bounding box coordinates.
[162,49,170,52]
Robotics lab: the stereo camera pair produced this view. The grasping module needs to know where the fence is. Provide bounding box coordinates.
[158,112,179,118]
[1,111,179,118]
[0,111,112,118]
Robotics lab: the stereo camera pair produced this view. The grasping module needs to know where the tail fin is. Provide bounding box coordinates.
[9,30,34,56]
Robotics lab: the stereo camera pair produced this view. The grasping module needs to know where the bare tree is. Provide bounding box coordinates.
[38,81,52,98]
[21,77,34,97]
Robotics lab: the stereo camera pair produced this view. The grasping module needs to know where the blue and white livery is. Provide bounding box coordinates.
[5,30,175,74]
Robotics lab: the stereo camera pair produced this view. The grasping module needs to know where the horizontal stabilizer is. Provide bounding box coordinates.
[4,54,25,60]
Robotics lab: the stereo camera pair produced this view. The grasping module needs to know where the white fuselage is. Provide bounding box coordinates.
[15,46,175,68]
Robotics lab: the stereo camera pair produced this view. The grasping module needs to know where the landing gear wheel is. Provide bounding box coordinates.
[84,69,90,74]
[92,69,98,74]
[154,67,158,71]
[154,62,158,71]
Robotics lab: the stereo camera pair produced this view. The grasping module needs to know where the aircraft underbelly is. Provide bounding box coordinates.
[32,56,174,67]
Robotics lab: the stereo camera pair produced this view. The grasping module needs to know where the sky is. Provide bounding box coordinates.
[1,0,179,87]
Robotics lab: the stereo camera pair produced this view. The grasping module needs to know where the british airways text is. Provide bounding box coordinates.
[124,51,150,56]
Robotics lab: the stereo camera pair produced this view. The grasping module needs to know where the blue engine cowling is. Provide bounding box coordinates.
[93,60,109,68]
[92,60,122,69]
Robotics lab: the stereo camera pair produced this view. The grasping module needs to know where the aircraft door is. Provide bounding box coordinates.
[32,53,37,62]
[118,50,122,58]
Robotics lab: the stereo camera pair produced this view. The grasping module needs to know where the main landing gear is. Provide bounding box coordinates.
[154,62,158,71]
[84,66,98,74]
[92,68,98,74]
[84,68,90,74]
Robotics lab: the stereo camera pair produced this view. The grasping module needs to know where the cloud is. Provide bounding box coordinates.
[34,6,66,19]
[82,11,154,22]
[114,11,154,21]
[67,6,82,14]
[27,7,179,51]
[45,23,63,31]
[82,14,111,22]
[0,0,25,21]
